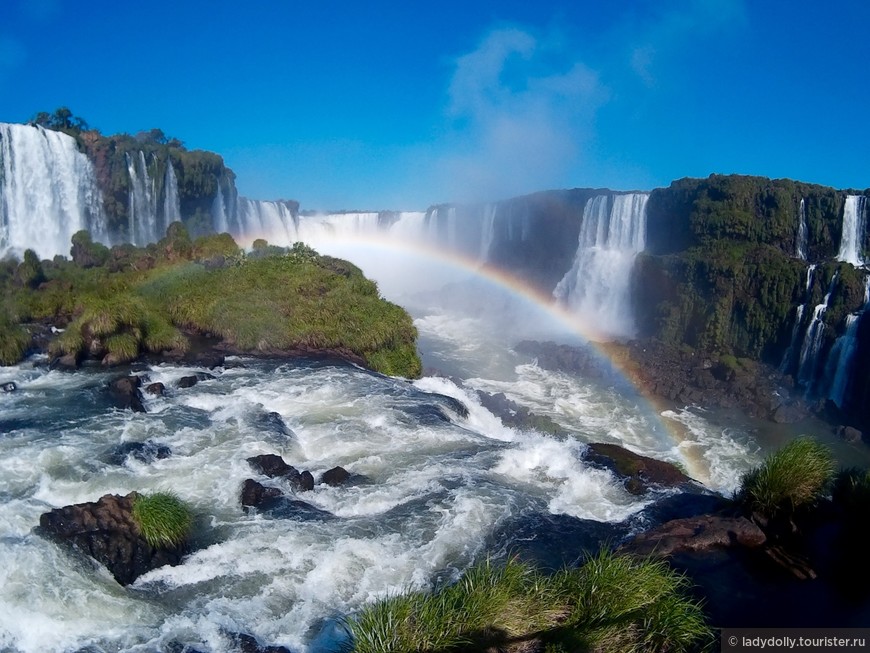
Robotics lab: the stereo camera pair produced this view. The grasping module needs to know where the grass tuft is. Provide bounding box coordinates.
[345,552,710,653]
[736,437,834,520]
[0,311,31,365]
[131,491,192,548]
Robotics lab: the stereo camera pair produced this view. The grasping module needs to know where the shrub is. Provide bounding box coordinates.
[345,552,710,653]
[131,491,192,548]
[736,437,834,519]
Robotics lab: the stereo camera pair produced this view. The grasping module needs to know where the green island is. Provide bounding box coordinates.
[0,224,421,378]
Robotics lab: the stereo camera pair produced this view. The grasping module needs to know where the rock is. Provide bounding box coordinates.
[772,401,809,424]
[764,544,817,580]
[52,352,80,370]
[320,466,350,487]
[38,492,187,585]
[255,411,295,438]
[621,514,767,557]
[177,375,199,389]
[1,381,16,392]
[298,470,315,492]
[247,454,314,492]
[240,479,283,508]
[145,382,165,396]
[227,631,293,653]
[838,425,863,443]
[108,375,146,413]
[106,441,171,466]
[584,443,691,495]
[247,454,298,478]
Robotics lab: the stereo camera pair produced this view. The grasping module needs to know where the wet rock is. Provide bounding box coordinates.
[1,381,16,392]
[838,425,864,443]
[247,454,298,478]
[177,375,199,389]
[52,352,81,370]
[38,492,187,585]
[145,382,166,396]
[320,466,350,487]
[476,390,564,435]
[226,631,293,653]
[247,454,314,492]
[621,514,767,557]
[255,411,295,438]
[772,401,809,424]
[240,479,283,508]
[584,442,691,495]
[106,441,171,466]
[108,375,146,413]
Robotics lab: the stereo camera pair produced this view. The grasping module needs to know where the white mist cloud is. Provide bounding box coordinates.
[435,27,608,203]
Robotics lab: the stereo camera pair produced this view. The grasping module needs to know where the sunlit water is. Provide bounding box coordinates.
[2,260,863,652]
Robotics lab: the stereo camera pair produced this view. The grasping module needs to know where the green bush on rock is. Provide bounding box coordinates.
[0,311,31,365]
[131,491,192,548]
[345,552,710,653]
[736,438,834,520]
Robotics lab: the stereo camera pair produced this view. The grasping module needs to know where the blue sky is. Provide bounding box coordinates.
[1,0,868,210]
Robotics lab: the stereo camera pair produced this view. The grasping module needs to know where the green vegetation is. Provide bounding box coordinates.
[0,310,31,365]
[0,228,421,377]
[736,438,834,520]
[131,491,193,548]
[345,552,710,653]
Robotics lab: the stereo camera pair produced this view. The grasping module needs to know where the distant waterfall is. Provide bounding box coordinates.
[0,123,107,259]
[127,151,182,246]
[797,270,839,393]
[796,198,808,260]
[837,195,867,266]
[825,275,870,407]
[552,193,649,339]
[479,204,497,263]
[126,152,157,246]
[780,264,816,372]
[163,161,181,227]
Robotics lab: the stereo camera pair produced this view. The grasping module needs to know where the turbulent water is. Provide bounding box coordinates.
[0,260,773,653]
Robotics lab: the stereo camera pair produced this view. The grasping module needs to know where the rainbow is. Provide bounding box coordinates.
[232,228,724,482]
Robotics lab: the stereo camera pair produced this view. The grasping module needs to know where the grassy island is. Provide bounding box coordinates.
[0,225,422,377]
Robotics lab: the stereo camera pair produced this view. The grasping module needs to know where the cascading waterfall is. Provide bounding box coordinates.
[552,193,649,339]
[126,151,158,246]
[0,122,107,259]
[797,270,839,393]
[163,160,181,227]
[479,204,497,263]
[234,199,299,244]
[837,195,867,266]
[796,198,808,260]
[825,275,870,407]
[780,264,816,372]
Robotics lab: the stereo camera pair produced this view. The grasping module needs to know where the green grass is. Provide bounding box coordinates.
[0,311,31,365]
[345,552,711,653]
[736,437,834,520]
[131,491,192,548]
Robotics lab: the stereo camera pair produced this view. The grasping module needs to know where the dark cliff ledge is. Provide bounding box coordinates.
[0,226,421,378]
[632,174,870,430]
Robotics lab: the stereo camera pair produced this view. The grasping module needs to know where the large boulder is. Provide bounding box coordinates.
[320,466,351,487]
[108,375,146,413]
[584,442,691,495]
[247,454,314,492]
[38,492,187,585]
[621,514,767,557]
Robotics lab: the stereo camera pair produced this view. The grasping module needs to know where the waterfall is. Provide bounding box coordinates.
[796,270,839,393]
[163,160,181,228]
[826,275,870,407]
[126,151,158,246]
[837,195,867,266]
[780,264,816,372]
[0,123,107,259]
[479,204,497,263]
[552,193,649,339]
[796,198,808,260]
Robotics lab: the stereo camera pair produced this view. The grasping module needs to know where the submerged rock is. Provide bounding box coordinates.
[240,479,333,521]
[106,441,171,466]
[1,381,16,392]
[38,492,187,585]
[145,382,166,396]
[240,479,283,508]
[247,454,314,491]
